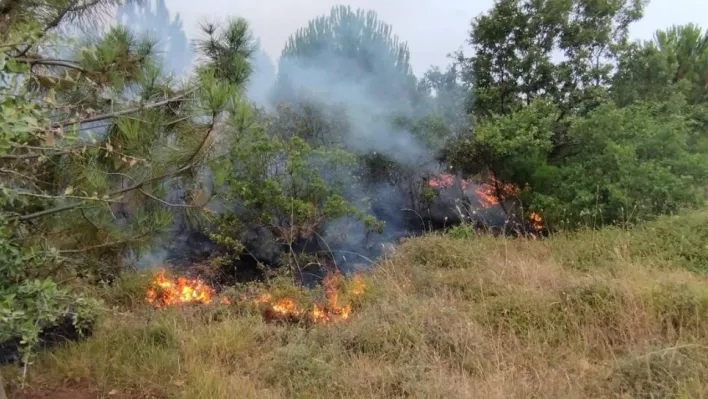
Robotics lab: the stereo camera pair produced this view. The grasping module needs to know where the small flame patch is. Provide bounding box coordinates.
[530,212,543,231]
[145,269,214,307]
[146,269,367,325]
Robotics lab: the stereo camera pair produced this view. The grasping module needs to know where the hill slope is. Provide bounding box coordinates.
[4,211,708,398]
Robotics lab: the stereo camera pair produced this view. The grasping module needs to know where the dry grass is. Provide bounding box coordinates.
[4,211,708,398]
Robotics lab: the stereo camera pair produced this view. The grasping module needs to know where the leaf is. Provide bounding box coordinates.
[64,186,74,195]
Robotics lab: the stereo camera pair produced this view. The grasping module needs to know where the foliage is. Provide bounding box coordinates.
[0,215,101,367]
[447,0,708,227]
[0,1,257,367]
[533,99,708,227]
[274,5,417,107]
[208,104,361,268]
[462,0,644,119]
[613,23,708,107]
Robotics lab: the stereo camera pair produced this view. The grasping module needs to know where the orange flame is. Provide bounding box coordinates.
[146,269,214,307]
[530,212,543,230]
[146,269,367,324]
[428,172,520,209]
[475,184,499,208]
[352,274,366,296]
[251,272,366,324]
[428,173,455,188]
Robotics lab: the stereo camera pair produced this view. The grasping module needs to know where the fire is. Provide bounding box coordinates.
[352,274,365,296]
[427,171,520,209]
[146,268,367,324]
[251,272,366,324]
[475,185,499,208]
[271,297,303,316]
[428,173,455,188]
[146,269,214,307]
[474,174,521,208]
[530,212,543,230]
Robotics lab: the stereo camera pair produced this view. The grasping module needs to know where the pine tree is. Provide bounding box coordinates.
[0,0,256,367]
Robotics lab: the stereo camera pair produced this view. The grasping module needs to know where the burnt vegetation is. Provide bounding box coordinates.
[2,0,708,398]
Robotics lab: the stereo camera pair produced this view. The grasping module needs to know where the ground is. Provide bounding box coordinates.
[3,211,708,398]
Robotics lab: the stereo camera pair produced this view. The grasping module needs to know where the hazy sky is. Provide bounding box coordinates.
[166,0,708,76]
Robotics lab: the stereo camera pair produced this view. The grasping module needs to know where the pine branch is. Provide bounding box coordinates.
[182,112,217,167]
[14,56,86,72]
[139,188,198,208]
[5,189,123,203]
[16,0,81,57]
[12,162,197,222]
[50,88,196,129]
[58,232,150,254]
[1,151,67,160]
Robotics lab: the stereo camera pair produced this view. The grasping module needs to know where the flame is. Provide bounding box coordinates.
[146,269,214,307]
[530,212,543,230]
[428,173,455,188]
[352,274,366,296]
[251,272,366,324]
[309,304,330,323]
[475,184,499,208]
[428,171,520,209]
[146,268,367,325]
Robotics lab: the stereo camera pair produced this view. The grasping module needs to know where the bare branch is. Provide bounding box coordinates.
[50,88,196,129]
[13,56,86,72]
[5,189,123,203]
[12,162,196,222]
[58,232,150,254]
[139,188,198,208]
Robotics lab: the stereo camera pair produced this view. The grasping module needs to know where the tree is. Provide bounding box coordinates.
[1,1,255,367]
[268,6,441,233]
[273,5,417,108]
[533,98,708,227]
[447,0,708,228]
[613,24,708,106]
[461,0,645,119]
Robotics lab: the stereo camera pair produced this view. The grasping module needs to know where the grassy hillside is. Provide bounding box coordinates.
[4,211,708,398]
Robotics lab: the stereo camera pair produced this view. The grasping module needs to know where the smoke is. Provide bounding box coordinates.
[123,7,478,274]
[272,45,431,167]
[265,33,463,266]
[246,41,277,108]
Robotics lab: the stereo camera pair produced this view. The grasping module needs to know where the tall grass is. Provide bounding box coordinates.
[4,210,708,398]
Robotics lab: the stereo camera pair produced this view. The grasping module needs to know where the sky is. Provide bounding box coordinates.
[165,0,708,77]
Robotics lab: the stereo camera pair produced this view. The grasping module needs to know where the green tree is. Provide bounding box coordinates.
[534,98,708,227]
[0,1,256,367]
[463,0,645,119]
[274,5,417,108]
[613,24,708,106]
[447,0,654,223]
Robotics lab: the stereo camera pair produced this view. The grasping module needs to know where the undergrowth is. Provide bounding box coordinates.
[3,210,708,398]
